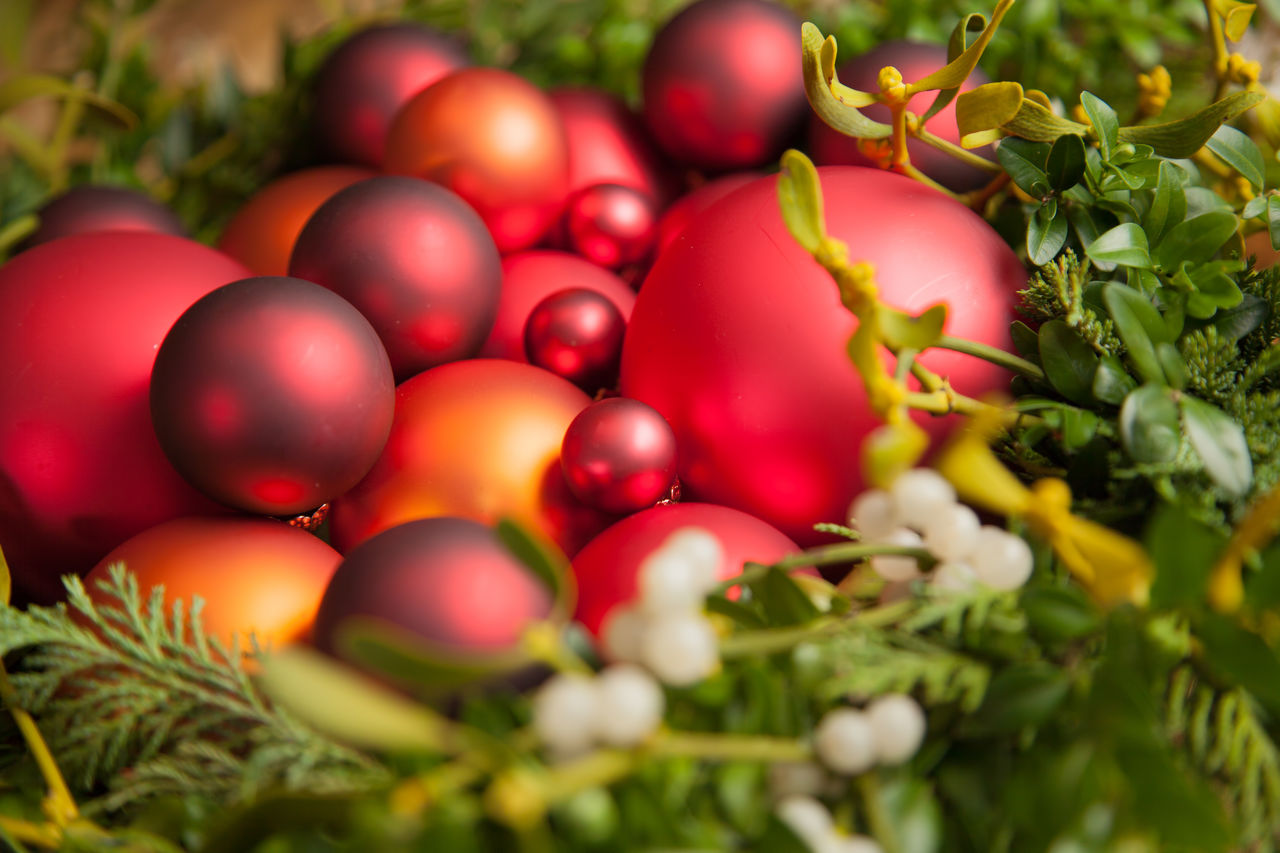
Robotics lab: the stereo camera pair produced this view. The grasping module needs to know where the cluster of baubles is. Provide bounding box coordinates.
[0,0,1025,673]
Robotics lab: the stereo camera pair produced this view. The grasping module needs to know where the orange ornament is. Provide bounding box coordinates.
[217,166,375,276]
[85,516,342,648]
[1245,229,1280,269]
[330,359,613,557]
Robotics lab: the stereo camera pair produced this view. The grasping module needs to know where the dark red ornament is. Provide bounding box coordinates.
[564,183,659,270]
[655,172,759,255]
[314,517,554,659]
[150,276,395,516]
[642,0,806,170]
[19,185,186,252]
[809,41,994,192]
[312,22,469,167]
[0,233,248,604]
[288,176,502,381]
[525,288,626,392]
[561,397,677,514]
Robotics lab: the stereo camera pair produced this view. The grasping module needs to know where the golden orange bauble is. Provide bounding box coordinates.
[85,516,342,648]
[330,359,613,557]
[217,166,376,276]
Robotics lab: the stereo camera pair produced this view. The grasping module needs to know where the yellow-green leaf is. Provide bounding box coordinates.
[778,149,826,253]
[1212,0,1256,41]
[877,303,948,351]
[862,421,930,489]
[921,13,987,124]
[908,0,1016,94]
[0,73,137,129]
[801,23,891,140]
[1003,98,1092,142]
[0,544,9,606]
[1117,90,1264,158]
[956,81,1026,148]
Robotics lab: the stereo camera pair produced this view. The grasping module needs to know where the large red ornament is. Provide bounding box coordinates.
[0,233,249,604]
[524,288,627,393]
[330,359,612,558]
[150,276,395,516]
[19,185,187,252]
[480,251,636,362]
[288,176,502,380]
[561,397,677,514]
[86,516,342,648]
[564,183,659,270]
[312,22,469,167]
[571,502,800,636]
[217,166,375,276]
[642,0,806,171]
[655,172,759,254]
[384,68,570,252]
[809,41,994,192]
[620,167,1022,546]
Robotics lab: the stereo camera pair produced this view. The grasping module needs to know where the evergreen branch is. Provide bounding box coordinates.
[1018,251,1122,354]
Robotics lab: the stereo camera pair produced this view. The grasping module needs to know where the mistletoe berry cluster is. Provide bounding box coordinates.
[814,694,927,775]
[776,794,884,853]
[532,664,665,758]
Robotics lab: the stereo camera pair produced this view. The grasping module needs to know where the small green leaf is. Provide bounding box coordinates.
[878,303,948,350]
[1010,320,1042,361]
[1092,354,1138,405]
[1038,320,1099,405]
[1027,203,1068,265]
[777,149,826,253]
[1180,395,1252,497]
[997,137,1051,196]
[877,775,944,853]
[1146,504,1226,609]
[960,662,1072,737]
[1269,195,1280,250]
[1080,91,1119,157]
[1117,90,1265,158]
[1211,293,1269,341]
[1207,125,1265,188]
[1142,161,1187,245]
[1155,342,1188,390]
[1045,133,1087,192]
[1153,211,1238,269]
[1198,614,1280,714]
[339,617,528,691]
[1243,195,1267,220]
[1086,223,1152,269]
[1022,585,1101,643]
[748,565,821,627]
[1103,283,1167,383]
[705,594,766,629]
[496,517,573,618]
[1120,385,1181,463]
[0,73,137,128]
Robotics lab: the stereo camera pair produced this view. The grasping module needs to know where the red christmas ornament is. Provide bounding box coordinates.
[480,250,635,362]
[384,68,570,252]
[561,397,677,514]
[150,276,395,516]
[642,0,806,170]
[217,166,375,276]
[288,176,502,380]
[809,41,994,192]
[525,288,627,392]
[330,359,612,558]
[19,185,186,252]
[572,502,801,636]
[655,172,760,254]
[620,167,1022,546]
[86,516,342,648]
[564,183,659,270]
[0,233,249,604]
[312,22,469,167]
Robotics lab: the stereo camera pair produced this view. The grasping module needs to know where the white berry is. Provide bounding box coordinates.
[930,560,977,593]
[601,605,646,663]
[768,761,828,801]
[970,526,1034,590]
[775,795,833,849]
[640,613,719,686]
[814,708,877,775]
[869,527,924,582]
[849,489,897,541]
[638,549,708,615]
[532,673,599,757]
[889,469,956,532]
[865,694,926,765]
[921,503,981,563]
[662,527,724,591]
[593,664,665,747]
[822,835,885,853]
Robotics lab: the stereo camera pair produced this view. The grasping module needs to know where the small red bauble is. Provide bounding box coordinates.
[480,251,636,363]
[19,185,187,252]
[621,167,1022,546]
[288,176,502,381]
[655,172,760,255]
[564,183,659,270]
[86,516,342,648]
[809,41,994,192]
[150,276,395,516]
[525,288,627,393]
[642,0,806,170]
[561,397,677,514]
[0,232,248,604]
[312,22,469,167]
[217,166,375,276]
[571,502,800,636]
[384,68,570,253]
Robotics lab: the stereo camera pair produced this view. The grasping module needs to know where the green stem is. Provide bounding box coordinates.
[915,126,1003,172]
[903,388,1040,426]
[648,731,812,763]
[46,74,90,192]
[0,214,38,255]
[775,543,933,570]
[934,335,1046,381]
[720,619,842,658]
[0,660,78,827]
[857,773,902,853]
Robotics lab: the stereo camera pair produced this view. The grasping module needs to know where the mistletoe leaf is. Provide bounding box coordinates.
[956,81,1025,148]
[878,303,947,351]
[908,0,1015,94]
[920,12,986,124]
[777,149,826,252]
[800,23,891,141]
[1117,90,1265,158]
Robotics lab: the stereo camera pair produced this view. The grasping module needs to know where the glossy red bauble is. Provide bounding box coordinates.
[312,22,469,167]
[288,176,502,380]
[525,289,627,392]
[621,167,1022,546]
[218,166,375,276]
[564,183,659,270]
[642,0,806,170]
[571,502,800,636]
[19,185,187,252]
[480,251,636,362]
[0,233,249,603]
[561,397,677,514]
[550,86,677,204]
[655,172,759,254]
[384,68,570,252]
[150,276,395,516]
[809,41,994,192]
[86,516,342,648]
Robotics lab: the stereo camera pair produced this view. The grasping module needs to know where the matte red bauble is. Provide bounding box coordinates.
[150,276,395,516]
[217,166,375,276]
[564,184,659,270]
[561,397,677,514]
[288,176,502,380]
[642,0,806,170]
[312,22,469,167]
[384,68,570,252]
[86,516,341,648]
[480,251,636,362]
[655,172,759,254]
[572,502,800,636]
[809,41,994,192]
[0,232,249,604]
[314,517,554,659]
[525,289,627,392]
[19,185,186,252]
[620,167,1022,546]
[330,359,612,557]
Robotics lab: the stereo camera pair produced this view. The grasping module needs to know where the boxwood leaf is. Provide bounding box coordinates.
[1206,123,1265,189]
[1080,91,1118,157]
[1153,211,1238,270]
[1210,293,1269,341]
[960,662,1072,737]
[1045,133,1087,192]
[1038,320,1099,404]
[1010,320,1042,361]
[1086,222,1151,269]
[1198,614,1280,714]
[1021,585,1100,643]
[1027,202,1068,265]
[1103,284,1166,384]
[997,137,1051,196]
[1155,342,1188,391]
[1180,395,1252,496]
[1120,385,1180,463]
[1092,354,1137,405]
[1142,161,1187,245]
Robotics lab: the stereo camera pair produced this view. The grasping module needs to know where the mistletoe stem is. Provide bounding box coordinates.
[915,126,1002,172]
[720,619,842,658]
[774,543,933,570]
[934,335,1046,381]
[0,214,37,256]
[649,731,811,763]
[0,816,57,849]
[0,660,78,827]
